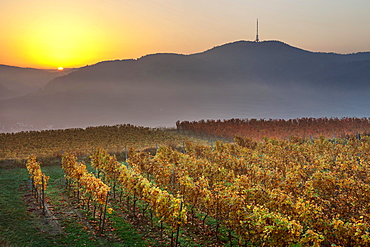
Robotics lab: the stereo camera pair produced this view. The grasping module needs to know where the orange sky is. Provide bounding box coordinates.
[1,0,369,69]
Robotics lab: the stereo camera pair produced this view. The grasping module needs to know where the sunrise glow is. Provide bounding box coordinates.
[19,11,109,69]
[0,1,125,69]
[0,0,369,69]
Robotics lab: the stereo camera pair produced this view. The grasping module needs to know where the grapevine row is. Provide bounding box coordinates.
[61,153,111,231]
[25,155,49,212]
[177,117,370,140]
[90,148,187,234]
[128,137,370,246]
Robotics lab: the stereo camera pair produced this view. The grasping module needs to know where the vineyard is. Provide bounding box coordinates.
[1,123,370,246]
[176,117,370,141]
[2,137,369,246]
[127,137,370,246]
[0,124,199,160]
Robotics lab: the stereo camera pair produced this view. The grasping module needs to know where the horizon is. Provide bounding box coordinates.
[1,0,369,70]
[2,39,370,70]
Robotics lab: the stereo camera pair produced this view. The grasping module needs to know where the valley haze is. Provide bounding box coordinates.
[1,40,370,133]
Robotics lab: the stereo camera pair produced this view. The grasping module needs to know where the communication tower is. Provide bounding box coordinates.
[255,18,260,42]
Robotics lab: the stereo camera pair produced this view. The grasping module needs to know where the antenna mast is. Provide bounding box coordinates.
[255,18,260,42]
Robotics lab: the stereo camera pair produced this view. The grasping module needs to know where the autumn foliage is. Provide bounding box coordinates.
[129,137,370,246]
[90,148,187,231]
[26,155,49,191]
[0,124,191,160]
[176,117,370,140]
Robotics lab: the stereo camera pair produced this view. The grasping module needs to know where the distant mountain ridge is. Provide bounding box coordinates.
[0,65,73,99]
[44,40,370,91]
[1,40,370,132]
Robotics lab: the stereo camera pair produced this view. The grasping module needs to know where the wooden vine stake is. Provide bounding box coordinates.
[100,191,110,233]
[41,176,46,215]
[174,200,183,247]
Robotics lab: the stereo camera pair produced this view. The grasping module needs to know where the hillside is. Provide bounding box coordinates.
[0,65,73,99]
[1,40,370,132]
[0,124,199,160]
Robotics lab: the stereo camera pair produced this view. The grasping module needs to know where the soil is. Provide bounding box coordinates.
[22,184,64,236]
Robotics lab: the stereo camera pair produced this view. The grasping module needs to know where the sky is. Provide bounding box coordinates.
[0,0,369,69]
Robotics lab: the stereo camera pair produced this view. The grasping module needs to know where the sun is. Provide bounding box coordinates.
[58,67,64,71]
